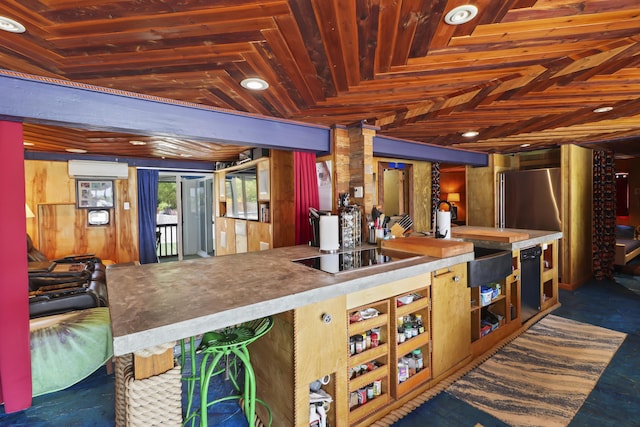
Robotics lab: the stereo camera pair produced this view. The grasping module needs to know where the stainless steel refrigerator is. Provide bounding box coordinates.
[498,168,561,232]
[498,167,562,321]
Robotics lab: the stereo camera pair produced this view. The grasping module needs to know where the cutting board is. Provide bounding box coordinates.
[381,236,473,258]
[451,228,529,243]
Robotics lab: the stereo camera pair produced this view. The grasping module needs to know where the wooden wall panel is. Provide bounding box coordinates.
[114,169,139,263]
[465,158,494,227]
[271,150,295,248]
[25,160,139,263]
[37,203,116,260]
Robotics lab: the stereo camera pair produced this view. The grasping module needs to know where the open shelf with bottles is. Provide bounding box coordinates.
[347,300,390,423]
[469,250,522,356]
[390,286,431,398]
[470,282,506,343]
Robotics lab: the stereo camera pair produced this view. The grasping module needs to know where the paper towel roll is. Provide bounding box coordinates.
[436,210,451,239]
[319,215,340,253]
[320,253,340,273]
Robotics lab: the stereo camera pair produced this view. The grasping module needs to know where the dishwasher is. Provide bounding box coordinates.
[520,246,542,322]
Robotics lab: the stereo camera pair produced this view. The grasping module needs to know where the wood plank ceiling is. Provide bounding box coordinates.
[1,0,640,162]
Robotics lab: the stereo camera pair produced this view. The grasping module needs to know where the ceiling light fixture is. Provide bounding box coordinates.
[129,140,147,145]
[444,5,478,25]
[0,16,26,33]
[240,78,269,91]
[65,148,87,154]
[520,143,531,148]
[23,141,34,146]
[593,106,613,113]
[462,131,479,138]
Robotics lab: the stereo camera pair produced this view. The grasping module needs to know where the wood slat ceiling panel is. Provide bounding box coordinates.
[2,0,640,161]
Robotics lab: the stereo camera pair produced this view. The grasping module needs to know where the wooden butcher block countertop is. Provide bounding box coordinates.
[451,228,530,243]
[381,236,474,258]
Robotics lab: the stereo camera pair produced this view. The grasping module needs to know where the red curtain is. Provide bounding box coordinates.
[0,121,32,411]
[294,152,320,245]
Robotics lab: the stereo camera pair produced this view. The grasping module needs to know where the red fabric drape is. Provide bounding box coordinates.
[0,121,32,411]
[294,152,320,245]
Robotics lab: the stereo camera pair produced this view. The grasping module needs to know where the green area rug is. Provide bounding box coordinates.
[446,315,626,427]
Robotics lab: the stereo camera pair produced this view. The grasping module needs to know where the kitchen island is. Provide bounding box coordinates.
[106,227,561,426]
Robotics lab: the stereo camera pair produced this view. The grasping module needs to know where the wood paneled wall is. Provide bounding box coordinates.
[25,160,139,263]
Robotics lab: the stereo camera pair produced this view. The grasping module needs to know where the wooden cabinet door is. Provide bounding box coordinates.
[431,263,470,378]
[247,221,272,252]
[294,296,348,427]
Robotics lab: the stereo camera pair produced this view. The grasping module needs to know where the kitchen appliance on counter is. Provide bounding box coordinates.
[293,247,419,274]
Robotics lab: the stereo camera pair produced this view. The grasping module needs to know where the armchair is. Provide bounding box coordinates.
[25,234,113,397]
[27,234,108,318]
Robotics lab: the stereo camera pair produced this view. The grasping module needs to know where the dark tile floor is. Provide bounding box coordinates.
[2,270,639,426]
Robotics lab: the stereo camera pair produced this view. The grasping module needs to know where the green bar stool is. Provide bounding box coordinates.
[183,316,274,427]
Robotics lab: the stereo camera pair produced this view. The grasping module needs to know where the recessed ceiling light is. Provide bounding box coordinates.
[240,78,269,91]
[520,143,531,148]
[593,106,613,113]
[23,141,34,146]
[444,5,478,25]
[462,131,479,138]
[180,154,192,158]
[129,140,147,145]
[0,16,26,33]
[65,148,87,154]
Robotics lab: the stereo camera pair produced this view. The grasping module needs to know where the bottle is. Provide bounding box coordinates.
[413,349,424,372]
[404,319,412,340]
[397,361,408,383]
[415,314,425,334]
[370,330,379,348]
[355,335,364,353]
[398,326,406,343]
[405,354,416,376]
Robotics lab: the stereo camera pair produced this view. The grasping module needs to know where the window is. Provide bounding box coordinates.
[225,167,258,220]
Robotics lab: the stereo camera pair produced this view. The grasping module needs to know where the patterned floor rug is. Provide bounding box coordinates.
[446,315,627,427]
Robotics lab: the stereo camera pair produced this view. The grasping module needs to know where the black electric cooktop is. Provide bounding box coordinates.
[293,247,419,274]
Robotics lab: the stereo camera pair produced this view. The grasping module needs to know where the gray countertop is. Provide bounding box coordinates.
[106,228,561,356]
[106,244,471,356]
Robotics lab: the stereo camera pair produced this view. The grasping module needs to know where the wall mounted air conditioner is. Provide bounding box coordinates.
[68,160,129,179]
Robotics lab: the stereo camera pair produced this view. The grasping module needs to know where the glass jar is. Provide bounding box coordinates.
[413,349,424,372]
[415,314,425,334]
[355,335,365,353]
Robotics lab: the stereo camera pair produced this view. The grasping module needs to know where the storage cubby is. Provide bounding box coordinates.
[347,300,390,423]
[543,242,554,272]
[470,281,506,343]
[509,279,519,322]
[390,287,431,398]
[543,279,554,303]
[469,250,522,357]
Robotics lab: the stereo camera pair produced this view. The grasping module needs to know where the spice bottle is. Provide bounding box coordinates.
[413,349,424,372]
[415,314,425,334]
